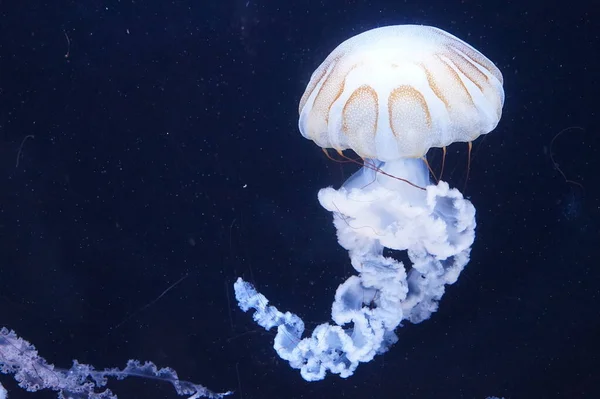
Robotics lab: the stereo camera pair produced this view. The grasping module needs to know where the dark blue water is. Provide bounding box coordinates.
[1,1,598,398]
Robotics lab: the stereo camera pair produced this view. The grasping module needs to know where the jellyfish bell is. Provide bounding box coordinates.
[298,24,504,163]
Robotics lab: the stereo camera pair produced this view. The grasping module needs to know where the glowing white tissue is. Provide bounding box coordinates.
[235,158,476,380]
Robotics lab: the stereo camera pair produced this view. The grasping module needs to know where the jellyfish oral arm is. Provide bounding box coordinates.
[234,158,476,381]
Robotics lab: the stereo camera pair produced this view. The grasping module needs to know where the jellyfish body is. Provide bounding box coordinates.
[298,25,504,160]
[235,25,504,381]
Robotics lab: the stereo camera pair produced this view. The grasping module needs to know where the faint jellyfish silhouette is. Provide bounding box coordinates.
[548,126,586,224]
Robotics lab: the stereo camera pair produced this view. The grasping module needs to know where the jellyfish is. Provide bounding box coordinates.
[235,25,504,381]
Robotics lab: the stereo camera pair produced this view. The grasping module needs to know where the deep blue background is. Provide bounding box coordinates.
[1,1,598,398]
